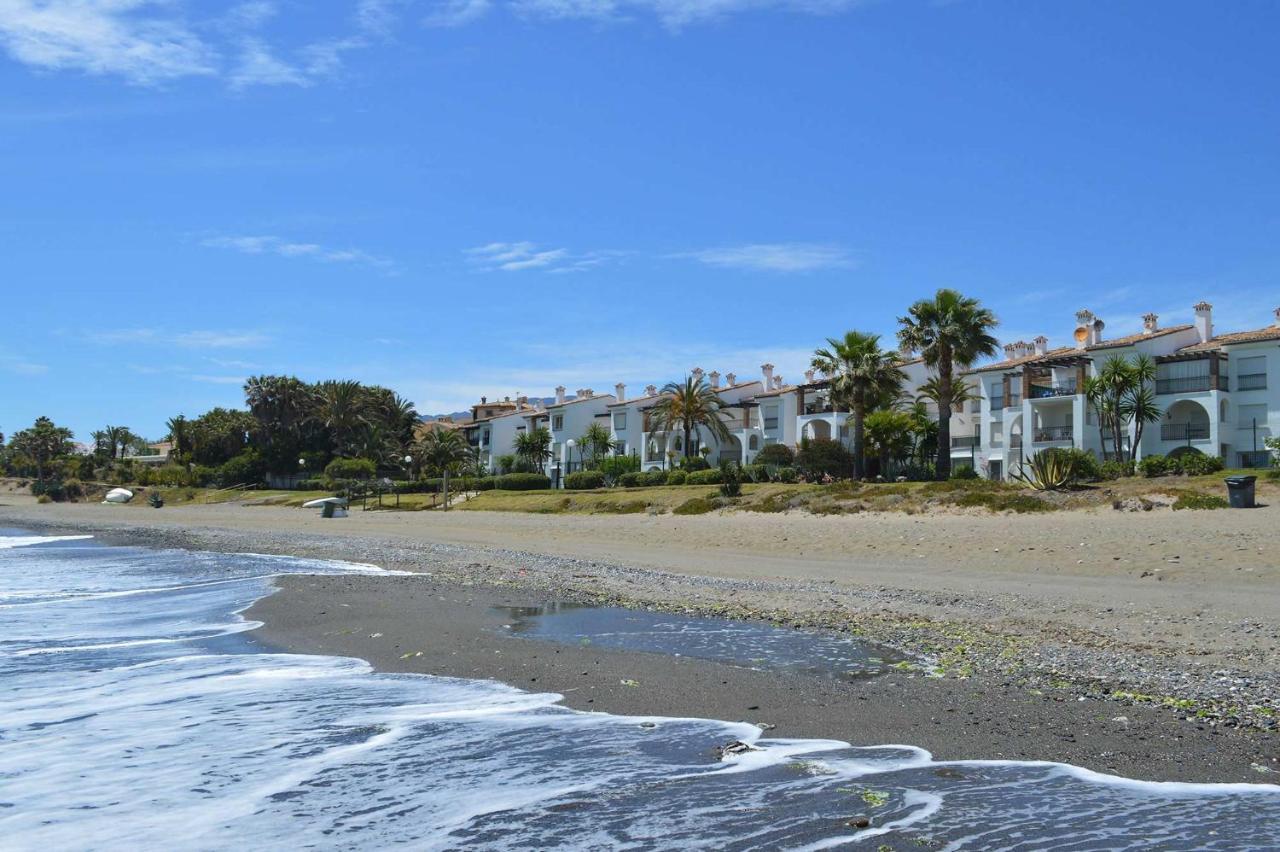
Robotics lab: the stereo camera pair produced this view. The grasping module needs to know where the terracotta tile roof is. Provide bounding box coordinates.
[1085,324,1194,351]
[965,346,1079,374]
[1174,325,1280,353]
[750,384,800,399]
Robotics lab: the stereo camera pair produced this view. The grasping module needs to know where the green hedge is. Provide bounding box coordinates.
[686,469,723,485]
[666,470,687,485]
[497,472,552,490]
[565,470,606,490]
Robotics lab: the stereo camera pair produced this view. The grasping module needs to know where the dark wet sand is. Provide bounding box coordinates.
[247,573,1277,784]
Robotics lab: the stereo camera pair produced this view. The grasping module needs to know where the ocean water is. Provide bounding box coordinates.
[1,531,1277,850]
[498,603,906,679]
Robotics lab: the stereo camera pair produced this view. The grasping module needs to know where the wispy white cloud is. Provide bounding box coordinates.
[0,0,404,87]
[189,374,249,385]
[465,241,619,274]
[93,328,272,349]
[0,0,217,83]
[678,242,857,273]
[509,0,869,28]
[202,234,398,272]
[423,0,492,27]
[0,354,49,375]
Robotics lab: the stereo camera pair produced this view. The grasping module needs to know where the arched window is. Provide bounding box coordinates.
[748,434,759,450]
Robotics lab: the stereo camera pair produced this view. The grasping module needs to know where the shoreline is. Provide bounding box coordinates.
[3,499,1277,783]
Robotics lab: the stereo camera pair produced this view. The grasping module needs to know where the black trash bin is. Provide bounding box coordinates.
[1224,475,1257,509]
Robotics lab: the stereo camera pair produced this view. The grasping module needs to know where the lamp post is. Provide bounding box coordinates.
[565,439,576,482]
[298,458,306,490]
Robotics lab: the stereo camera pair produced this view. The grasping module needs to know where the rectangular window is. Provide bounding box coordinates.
[613,412,626,431]
[763,405,779,430]
[552,415,564,431]
[1237,404,1267,429]
[1156,358,1212,394]
[1238,355,1267,391]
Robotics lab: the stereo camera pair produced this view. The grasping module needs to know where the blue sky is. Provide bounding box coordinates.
[2,0,1278,442]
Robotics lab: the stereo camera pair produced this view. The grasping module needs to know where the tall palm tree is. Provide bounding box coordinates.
[812,331,907,479]
[647,376,731,460]
[417,428,472,510]
[514,427,553,472]
[311,380,368,456]
[897,289,999,479]
[166,415,191,462]
[244,375,312,456]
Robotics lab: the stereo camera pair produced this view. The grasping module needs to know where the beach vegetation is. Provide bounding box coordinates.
[1171,491,1230,511]
[415,429,472,509]
[672,495,718,515]
[576,423,617,469]
[685,469,723,485]
[666,469,688,485]
[753,443,794,466]
[677,455,710,472]
[7,416,74,485]
[514,427,554,472]
[794,438,854,480]
[897,289,1000,479]
[1013,449,1080,491]
[597,454,640,484]
[812,331,907,479]
[324,456,376,486]
[564,470,607,490]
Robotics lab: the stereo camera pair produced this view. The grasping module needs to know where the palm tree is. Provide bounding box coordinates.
[514,427,553,473]
[898,289,999,479]
[812,331,907,479]
[915,375,977,414]
[416,429,472,510]
[311,380,368,456]
[166,416,191,462]
[1085,355,1160,463]
[578,422,616,468]
[647,376,731,461]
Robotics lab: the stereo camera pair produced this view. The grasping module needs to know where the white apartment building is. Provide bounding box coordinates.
[955,303,1280,479]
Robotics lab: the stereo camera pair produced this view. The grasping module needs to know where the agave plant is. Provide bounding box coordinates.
[1012,450,1076,491]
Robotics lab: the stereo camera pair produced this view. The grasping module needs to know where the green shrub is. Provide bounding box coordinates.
[1172,492,1230,511]
[217,450,266,487]
[795,439,853,480]
[324,456,376,486]
[678,456,710,472]
[36,493,52,504]
[955,491,1054,513]
[754,443,795,466]
[686,469,723,485]
[1177,453,1224,476]
[191,465,218,486]
[1100,460,1135,480]
[672,496,716,515]
[666,470,688,485]
[741,463,770,483]
[62,478,84,500]
[1266,469,1280,482]
[618,472,642,488]
[32,479,66,501]
[1137,455,1170,478]
[496,473,552,490]
[1043,448,1100,482]
[564,470,606,490]
[640,470,668,486]
[495,454,517,474]
[950,465,979,480]
[296,478,326,491]
[718,462,743,498]
[774,466,799,483]
[598,454,641,484]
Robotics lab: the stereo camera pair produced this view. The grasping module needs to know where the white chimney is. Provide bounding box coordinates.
[691,367,704,381]
[708,371,720,389]
[1194,301,1213,343]
[1142,313,1159,335]
[1274,307,1280,328]
[774,375,784,390]
[1033,336,1048,356]
[761,363,775,388]
[1091,318,1105,345]
[725,372,737,386]
[614,383,625,402]
[1003,343,1018,360]
[1074,310,1094,349]
[584,389,594,398]
[555,385,566,404]
[804,369,816,383]
[645,384,657,397]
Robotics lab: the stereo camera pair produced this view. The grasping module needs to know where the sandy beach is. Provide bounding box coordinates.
[2,493,1277,783]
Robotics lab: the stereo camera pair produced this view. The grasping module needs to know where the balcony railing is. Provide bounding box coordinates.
[1029,382,1077,399]
[951,436,979,449]
[1156,376,1211,394]
[1032,426,1073,443]
[803,404,835,415]
[1238,373,1268,391]
[1161,423,1210,441]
